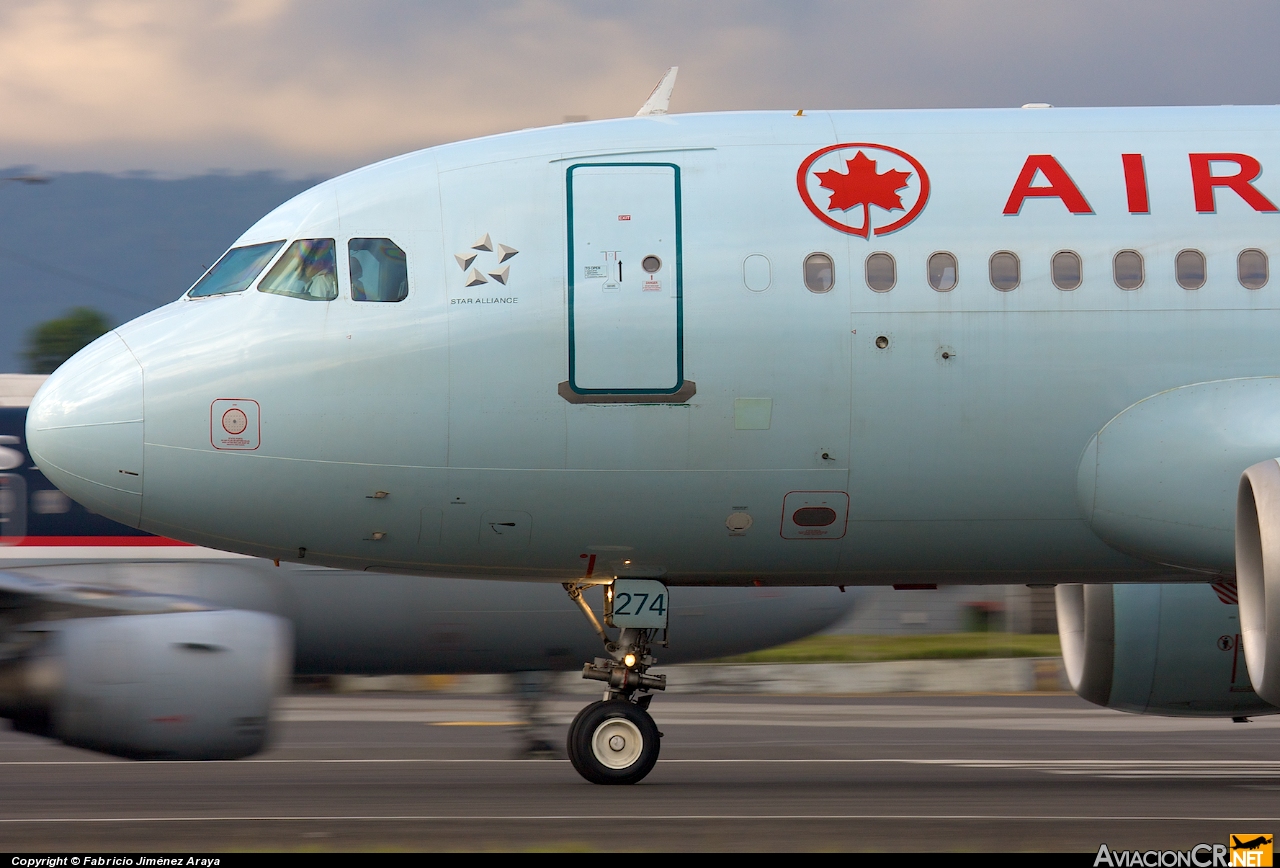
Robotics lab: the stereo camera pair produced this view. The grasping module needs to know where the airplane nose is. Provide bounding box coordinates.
[26,332,145,527]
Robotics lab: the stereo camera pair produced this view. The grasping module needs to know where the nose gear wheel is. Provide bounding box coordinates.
[567,699,661,785]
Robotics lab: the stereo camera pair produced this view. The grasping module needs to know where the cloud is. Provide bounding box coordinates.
[0,0,1275,175]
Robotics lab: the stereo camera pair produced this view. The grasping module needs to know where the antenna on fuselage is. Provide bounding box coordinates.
[636,67,678,116]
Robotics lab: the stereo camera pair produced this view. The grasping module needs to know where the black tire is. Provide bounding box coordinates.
[566,699,661,785]
[564,699,605,758]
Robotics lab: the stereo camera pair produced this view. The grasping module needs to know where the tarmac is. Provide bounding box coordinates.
[1,691,1278,852]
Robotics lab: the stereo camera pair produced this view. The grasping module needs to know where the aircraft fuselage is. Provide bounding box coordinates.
[28,106,1280,586]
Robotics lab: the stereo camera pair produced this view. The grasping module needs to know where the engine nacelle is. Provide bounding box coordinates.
[1234,459,1280,706]
[1078,377,1280,572]
[0,609,291,759]
[1056,582,1275,716]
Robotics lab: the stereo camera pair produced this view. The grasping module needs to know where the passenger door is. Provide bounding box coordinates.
[565,163,687,400]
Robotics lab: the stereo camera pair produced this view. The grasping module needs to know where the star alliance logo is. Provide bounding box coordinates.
[454,233,518,286]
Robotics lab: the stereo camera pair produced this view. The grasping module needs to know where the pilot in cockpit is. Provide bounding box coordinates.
[305,253,337,300]
[349,257,368,301]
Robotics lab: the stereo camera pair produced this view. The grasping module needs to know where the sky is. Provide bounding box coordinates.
[0,0,1278,177]
[0,173,314,371]
[2,0,1280,370]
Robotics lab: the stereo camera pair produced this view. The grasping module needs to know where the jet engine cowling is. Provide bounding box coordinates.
[1078,377,1280,573]
[0,609,291,759]
[1234,459,1280,707]
[1055,582,1274,716]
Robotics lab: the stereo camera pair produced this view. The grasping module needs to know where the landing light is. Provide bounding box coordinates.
[623,653,637,668]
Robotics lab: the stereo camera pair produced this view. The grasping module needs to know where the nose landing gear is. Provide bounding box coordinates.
[563,581,668,785]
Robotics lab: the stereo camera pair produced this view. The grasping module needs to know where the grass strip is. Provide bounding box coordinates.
[714,632,1062,664]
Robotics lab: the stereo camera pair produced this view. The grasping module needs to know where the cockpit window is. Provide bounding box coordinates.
[258,239,338,301]
[187,241,284,298]
[349,238,408,302]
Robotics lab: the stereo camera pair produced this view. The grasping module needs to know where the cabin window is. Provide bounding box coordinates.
[1051,251,1081,290]
[1176,249,1206,290]
[803,253,834,293]
[349,238,409,302]
[1239,249,1269,289]
[866,253,896,292]
[187,241,284,298]
[928,252,957,292]
[742,254,771,292]
[1113,250,1144,290]
[989,251,1020,291]
[258,239,338,301]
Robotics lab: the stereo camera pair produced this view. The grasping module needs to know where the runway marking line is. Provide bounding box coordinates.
[4,757,1280,780]
[1,815,1280,824]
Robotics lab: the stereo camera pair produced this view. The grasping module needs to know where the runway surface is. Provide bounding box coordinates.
[2,692,1279,852]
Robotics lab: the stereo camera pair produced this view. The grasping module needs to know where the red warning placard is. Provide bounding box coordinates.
[211,399,260,450]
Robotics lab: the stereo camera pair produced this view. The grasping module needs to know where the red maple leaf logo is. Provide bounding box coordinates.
[815,151,912,238]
